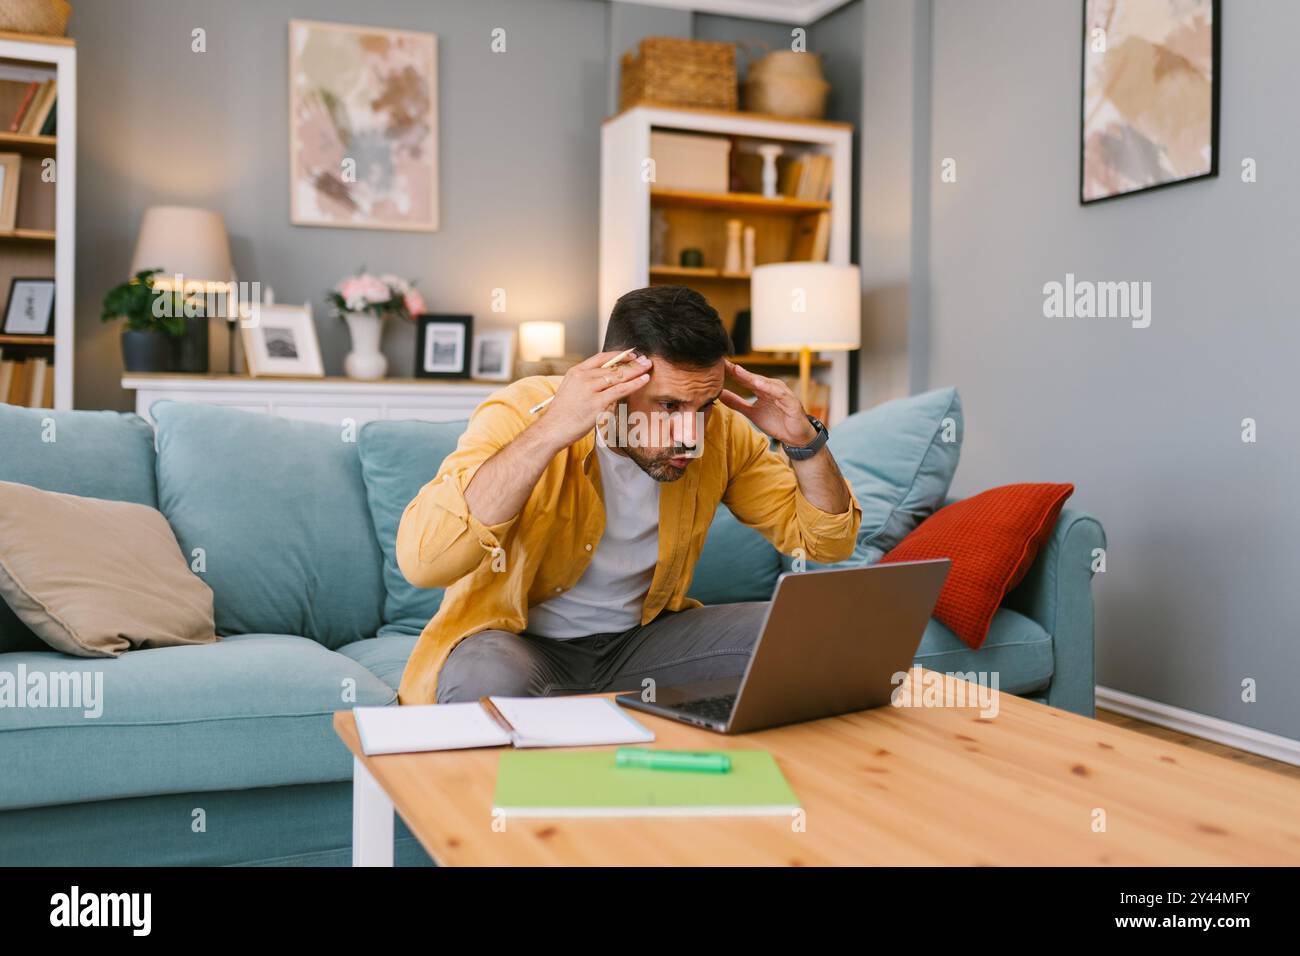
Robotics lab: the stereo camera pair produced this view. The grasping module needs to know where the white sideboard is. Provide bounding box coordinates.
[122,374,500,425]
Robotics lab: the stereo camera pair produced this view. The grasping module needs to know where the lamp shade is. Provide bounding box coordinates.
[750,263,861,352]
[518,320,566,361]
[129,206,233,291]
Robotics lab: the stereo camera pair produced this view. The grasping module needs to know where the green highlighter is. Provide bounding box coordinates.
[614,747,732,773]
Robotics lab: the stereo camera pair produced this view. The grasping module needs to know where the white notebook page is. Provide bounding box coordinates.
[489,696,655,748]
[354,703,511,755]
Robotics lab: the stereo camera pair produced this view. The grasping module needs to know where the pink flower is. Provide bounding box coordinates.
[356,273,391,303]
[380,273,410,295]
[403,288,426,316]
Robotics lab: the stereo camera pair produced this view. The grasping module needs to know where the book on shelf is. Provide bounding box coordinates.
[788,211,831,262]
[6,81,38,132]
[0,352,55,408]
[21,79,56,136]
[0,76,57,137]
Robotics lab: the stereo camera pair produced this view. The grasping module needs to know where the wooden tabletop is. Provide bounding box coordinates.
[333,669,1300,866]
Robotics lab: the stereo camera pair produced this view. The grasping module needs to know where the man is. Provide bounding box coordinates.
[396,286,861,705]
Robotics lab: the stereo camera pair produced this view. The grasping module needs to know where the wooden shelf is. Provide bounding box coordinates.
[0,334,54,346]
[731,352,831,368]
[0,30,74,48]
[649,265,750,281]
[0,131,55,154]
[0,227,55,241]
[650,188,830,215]
[608,103,853,132]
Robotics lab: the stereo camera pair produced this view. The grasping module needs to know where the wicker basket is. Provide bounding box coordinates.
[0,0,71,37]
[744,51,830,119]
[620,37,737,112]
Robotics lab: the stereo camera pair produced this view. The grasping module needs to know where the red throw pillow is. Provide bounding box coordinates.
[879,483,1074,650]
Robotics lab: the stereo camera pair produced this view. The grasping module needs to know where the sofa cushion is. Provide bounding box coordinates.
[0,633,395,811]
[0,404,158,506]
[356,420,464,637]
[915,607,1054,695]
[782,386,963,572]
[0,481,216,657]
[688,504,783,604]
[883,483,1074,649]
[151,401,385,649]
[0,405,159,653]
[338,632,419,692]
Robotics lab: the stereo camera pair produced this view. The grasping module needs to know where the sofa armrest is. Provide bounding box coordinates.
[1000,507,1106,717]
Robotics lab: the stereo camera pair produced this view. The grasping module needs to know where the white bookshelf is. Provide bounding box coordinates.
[599,105,853,424]
[0,30,75,410]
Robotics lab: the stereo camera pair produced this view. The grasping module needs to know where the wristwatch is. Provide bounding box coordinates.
[782,415,829,461]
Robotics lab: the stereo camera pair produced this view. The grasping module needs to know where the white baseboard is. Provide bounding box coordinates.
[1095,686,1300,768]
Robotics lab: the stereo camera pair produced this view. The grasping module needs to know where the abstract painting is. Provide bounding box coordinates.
[1081,0,1219,204]
[289,20,438,231]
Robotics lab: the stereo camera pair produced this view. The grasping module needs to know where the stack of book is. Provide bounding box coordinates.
[779,153,833,203]
[0,349,54,407]
[0,77,57,136]
[787,211,831,262]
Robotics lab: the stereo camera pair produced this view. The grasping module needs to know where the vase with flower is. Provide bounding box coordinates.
[327,271,426,380]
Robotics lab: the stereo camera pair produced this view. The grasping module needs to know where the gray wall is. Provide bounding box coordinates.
[71,0,608,411]
[853,0,919,409]
[926,0,1299,739]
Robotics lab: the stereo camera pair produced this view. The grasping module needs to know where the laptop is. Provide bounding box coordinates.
[615,559,950,734]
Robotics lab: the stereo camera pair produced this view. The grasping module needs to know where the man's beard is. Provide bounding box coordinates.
[623,445,694,483]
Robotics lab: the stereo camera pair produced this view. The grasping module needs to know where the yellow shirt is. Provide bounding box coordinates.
[395,376,862,705]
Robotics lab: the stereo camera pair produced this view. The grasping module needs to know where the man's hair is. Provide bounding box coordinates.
[603,286,732,369]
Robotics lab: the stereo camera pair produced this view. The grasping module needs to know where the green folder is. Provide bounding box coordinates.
[493,749,800,817]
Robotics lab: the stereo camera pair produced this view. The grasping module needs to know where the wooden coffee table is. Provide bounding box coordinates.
[333,669,1300,866]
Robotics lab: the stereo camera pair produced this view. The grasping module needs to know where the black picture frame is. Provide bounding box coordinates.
[414,314,473,379]
[2,277,55,337]
[1079,0,1221,205]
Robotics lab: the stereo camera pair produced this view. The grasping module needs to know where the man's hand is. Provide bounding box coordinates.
[532,350,652,452]
[719,360,818,446]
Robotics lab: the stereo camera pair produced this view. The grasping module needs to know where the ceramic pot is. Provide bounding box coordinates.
[343,311,388,380]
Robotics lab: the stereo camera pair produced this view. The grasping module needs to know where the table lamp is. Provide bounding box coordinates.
[750,262,861,410]
[518,320,568,376]
[129,206,236,372]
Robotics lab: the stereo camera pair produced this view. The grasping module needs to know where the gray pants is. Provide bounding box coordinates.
[436,602,767,703]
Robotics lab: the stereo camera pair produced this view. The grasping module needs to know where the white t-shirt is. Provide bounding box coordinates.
[526,436,661,639]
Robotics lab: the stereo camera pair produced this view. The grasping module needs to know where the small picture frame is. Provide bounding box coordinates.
[470,329,515,381]
[0,153,21,232]
[3,277,55,336]
[240,302,325,378]
[415,314,472,378]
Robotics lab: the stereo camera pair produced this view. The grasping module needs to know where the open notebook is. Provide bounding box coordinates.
[353,697,655,755]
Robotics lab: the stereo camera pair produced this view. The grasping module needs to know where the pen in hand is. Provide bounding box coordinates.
[528,347,640,414]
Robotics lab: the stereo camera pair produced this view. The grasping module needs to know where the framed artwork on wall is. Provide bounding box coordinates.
[240,303,325,378]
[470,329,515,381]
[415,314,472,379]
[2,277,54,336]
[289,20,438,231]
[1080,0,1220,204]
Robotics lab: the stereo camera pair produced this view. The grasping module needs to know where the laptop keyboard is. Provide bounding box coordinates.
[675,693,737,722]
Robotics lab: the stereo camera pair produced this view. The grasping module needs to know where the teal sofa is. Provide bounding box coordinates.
[0,398,1104,866]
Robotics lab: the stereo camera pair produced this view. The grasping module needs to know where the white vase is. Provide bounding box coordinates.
[343,312,388,380]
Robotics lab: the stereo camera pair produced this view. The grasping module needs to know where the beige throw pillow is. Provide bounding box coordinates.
[0,480,217,657]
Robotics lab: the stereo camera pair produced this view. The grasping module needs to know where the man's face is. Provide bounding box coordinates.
[608,356,725,482]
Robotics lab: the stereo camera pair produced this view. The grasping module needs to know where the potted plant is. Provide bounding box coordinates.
[327,270,425,380]
[101,269,207,373]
